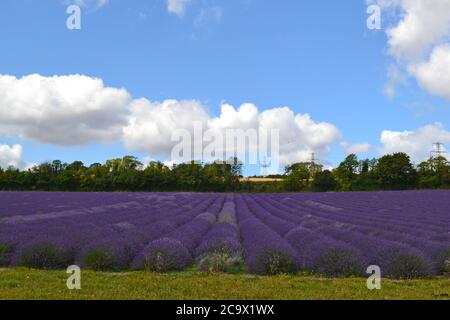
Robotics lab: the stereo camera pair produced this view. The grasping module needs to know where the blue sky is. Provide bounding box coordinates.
[0,0,449,175]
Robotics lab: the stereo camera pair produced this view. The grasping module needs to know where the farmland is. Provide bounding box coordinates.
[0,191,449,280]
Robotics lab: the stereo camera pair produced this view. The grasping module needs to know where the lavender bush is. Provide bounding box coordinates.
[14,240,72,270]
[79,235,143,271]
[285,227,364,277]
[198,253,243,273]
[0,243,13,267]
[239,218,299,275]
[0,191,448,278]
[132,238,193,272]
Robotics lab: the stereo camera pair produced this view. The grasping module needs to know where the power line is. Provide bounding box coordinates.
[261,156,270,177]
[431,142,447,158]
[309,152,321,176]
[310,152,319,165]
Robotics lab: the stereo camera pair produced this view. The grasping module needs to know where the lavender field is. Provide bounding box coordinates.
[0,191,449,279]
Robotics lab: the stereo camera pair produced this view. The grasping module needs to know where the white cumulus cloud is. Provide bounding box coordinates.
[0,73,342,169]
[0,74,131,145]
[0,144,24,169]
[123,101,341,166]
[411,44,450,100]
[123,98,210,156]
[372,0,450,99]
[380,123,450,162]
[381,0,450,61]
[340,141,372,155]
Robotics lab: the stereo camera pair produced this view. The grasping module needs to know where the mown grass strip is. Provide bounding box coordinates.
[0,268,449,300]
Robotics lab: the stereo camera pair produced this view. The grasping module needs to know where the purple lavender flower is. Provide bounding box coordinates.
[239,218,299,275]
[285,227,364,277]
[12,236,73,270]
[79,234,144,271]
[0,191,448,278]
[132,238,193,272]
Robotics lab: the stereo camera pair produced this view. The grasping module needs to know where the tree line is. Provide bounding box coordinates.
[0,153,449,192]
[0,156,242,192]
[284,153,450,192]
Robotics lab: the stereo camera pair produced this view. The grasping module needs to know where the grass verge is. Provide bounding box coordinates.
[0,268,449,300]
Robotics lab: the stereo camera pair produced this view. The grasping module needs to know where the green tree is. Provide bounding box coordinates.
[142,161,170,191]
[417,156,450,189]
[335,154,359,191]
[284,162,322,191]
[312,170,337,192]
[375,153,418,190]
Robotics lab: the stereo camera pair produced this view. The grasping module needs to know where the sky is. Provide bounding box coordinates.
[0,0,450,175]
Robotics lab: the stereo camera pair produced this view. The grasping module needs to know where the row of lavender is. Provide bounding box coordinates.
[235,191,450,278]
[0,191,449,278]
[0,192,243,273]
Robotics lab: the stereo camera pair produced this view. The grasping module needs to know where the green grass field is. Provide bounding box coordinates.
[0,268,449,300]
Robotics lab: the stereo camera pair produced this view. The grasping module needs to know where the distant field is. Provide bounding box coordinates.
[239,178,285,182]
[1,269,449,300]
